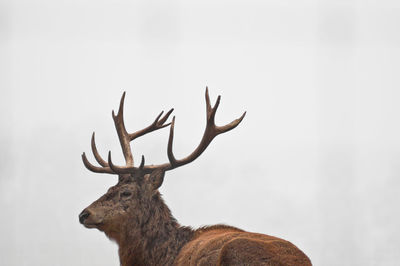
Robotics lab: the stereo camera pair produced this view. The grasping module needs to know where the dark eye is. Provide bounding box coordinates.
[120,191,132,198]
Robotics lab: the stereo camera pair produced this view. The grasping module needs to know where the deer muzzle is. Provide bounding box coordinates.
[79,208,103,228]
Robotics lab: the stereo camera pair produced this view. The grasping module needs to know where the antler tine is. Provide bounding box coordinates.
[205,86,221,123]
[162,87,246,171]
[82,152,114,174]
[215,111,246,134]
[139,155,145,170]
[91,132,108,167]
[112,92,134,167]
[167,116,178,167]
[128,108,174,141]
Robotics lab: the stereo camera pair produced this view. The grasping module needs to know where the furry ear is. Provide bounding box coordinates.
[144,169,165,191]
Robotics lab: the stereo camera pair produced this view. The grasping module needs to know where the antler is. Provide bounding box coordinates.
[82,88,246,176]
[164,88,246,171]
[82,92,173,175]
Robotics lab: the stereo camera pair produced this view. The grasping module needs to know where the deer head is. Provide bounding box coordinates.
[79,88,246,243]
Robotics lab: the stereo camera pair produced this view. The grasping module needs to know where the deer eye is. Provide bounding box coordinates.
[120,191,132,198]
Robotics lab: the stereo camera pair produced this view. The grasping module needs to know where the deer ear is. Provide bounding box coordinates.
[144,169,165,191]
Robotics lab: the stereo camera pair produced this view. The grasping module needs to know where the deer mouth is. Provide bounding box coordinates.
[83,221,103,229]
[81,216,104,229]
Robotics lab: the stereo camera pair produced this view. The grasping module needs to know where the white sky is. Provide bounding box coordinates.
[1,0,400,265]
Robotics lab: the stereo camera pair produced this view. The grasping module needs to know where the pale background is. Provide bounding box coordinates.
[1,0,399,265]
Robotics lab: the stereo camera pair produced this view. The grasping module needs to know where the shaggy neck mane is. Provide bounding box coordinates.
[114,192,194,266]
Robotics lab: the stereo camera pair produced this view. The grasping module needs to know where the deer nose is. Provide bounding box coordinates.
[79,209,90,224]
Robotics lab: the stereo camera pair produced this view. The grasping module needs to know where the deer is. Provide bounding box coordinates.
[79,88,312,266]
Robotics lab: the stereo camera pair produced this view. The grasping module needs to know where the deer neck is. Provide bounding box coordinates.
[117,194,194,266]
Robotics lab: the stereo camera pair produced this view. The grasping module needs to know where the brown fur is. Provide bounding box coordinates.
[176,226,311,266]
[80,173,311,266]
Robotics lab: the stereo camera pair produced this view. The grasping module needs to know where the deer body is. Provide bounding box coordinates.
[79,89,311,265]
[176,227,310,266]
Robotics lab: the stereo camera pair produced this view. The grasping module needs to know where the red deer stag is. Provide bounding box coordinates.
[79,88,311,266]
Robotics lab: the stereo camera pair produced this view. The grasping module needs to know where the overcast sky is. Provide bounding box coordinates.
[1,0,400,265]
